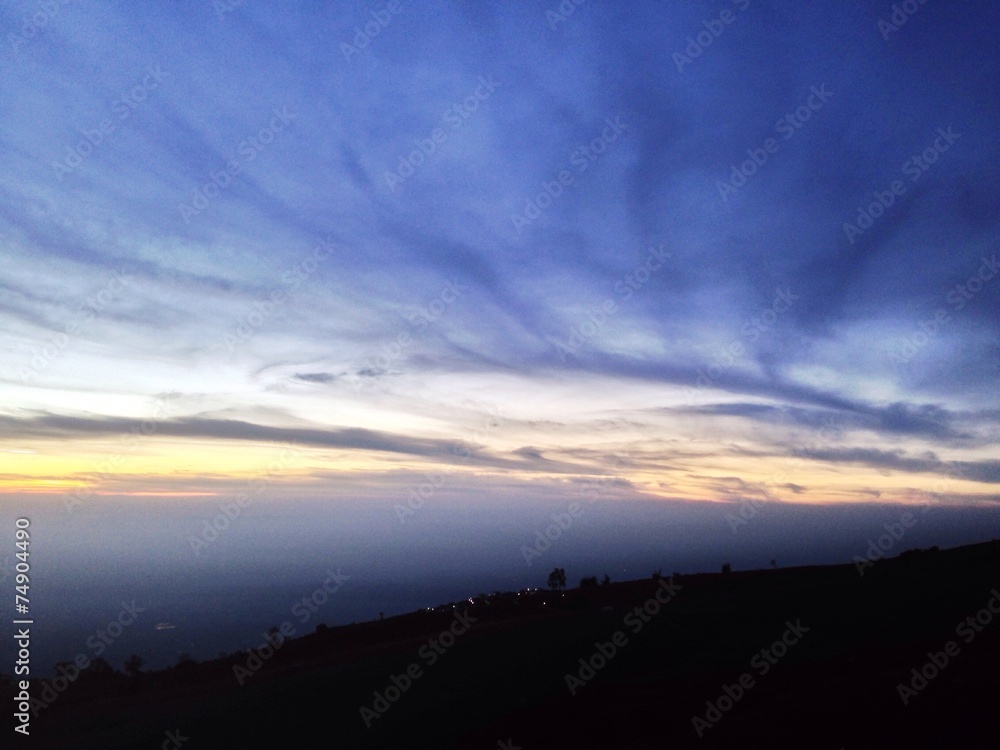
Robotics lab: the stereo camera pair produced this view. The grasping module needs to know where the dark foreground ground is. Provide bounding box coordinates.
[7,539,1000,749]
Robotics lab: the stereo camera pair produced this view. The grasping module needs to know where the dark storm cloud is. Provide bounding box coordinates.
[0,411,601,476]
[293,372,336,384]
[0,411,472,460]
[794,447,1000,485]
[678,400,966,442]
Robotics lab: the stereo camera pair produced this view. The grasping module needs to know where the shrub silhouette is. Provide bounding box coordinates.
[124,654,144,677]
[547,567,566,591]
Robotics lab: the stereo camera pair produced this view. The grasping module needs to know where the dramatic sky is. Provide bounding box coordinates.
[2,0,999,510]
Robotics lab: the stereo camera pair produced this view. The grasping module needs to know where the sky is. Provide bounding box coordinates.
[1,0,999,514]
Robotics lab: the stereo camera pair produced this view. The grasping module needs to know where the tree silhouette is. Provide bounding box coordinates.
[88,657,115,676]
[580,576,598,588]
[721,562,732,575]
[123,654,144,677]
[75,657,117,686]
[601,573,611,586]
[547,567,566,591]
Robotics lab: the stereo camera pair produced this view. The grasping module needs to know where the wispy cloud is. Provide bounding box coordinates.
[0,0,997,506]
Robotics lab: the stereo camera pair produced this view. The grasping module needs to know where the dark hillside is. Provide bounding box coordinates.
[9,540,1000,749]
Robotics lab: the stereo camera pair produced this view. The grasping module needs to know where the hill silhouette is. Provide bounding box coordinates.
[7,540,1000,749]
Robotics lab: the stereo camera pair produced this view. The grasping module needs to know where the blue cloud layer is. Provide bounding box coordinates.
[1,0,998,501]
